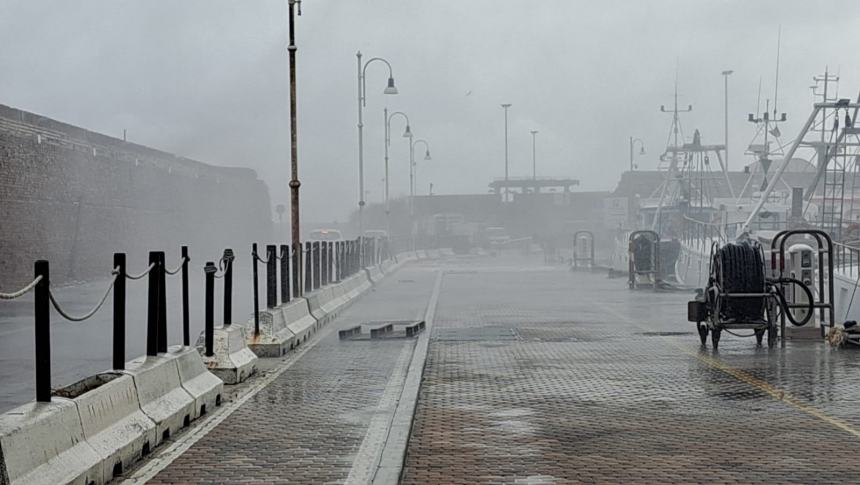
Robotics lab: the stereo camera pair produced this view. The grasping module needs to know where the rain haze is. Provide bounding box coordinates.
[5,1,860,484]
[2,0,860,221]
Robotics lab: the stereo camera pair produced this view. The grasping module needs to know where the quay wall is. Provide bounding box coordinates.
[0,104,272,288]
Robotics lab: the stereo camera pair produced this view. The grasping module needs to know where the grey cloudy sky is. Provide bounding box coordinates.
[2,0,859,222]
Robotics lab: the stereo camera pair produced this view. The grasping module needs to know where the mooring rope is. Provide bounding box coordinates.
[49,270,118,322]
[0,276,44,300]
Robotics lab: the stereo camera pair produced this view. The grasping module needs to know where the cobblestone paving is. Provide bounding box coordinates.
[402,258,860,484]
[148,267,437,484]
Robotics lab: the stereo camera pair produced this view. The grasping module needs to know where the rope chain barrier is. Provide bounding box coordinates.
[126,262,156,280]
[0,276,44,300]
[164,256,189,276]
[48,269,118,322]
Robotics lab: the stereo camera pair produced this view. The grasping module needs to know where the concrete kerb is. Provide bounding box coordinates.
[121,354,196,448]
[196,325,258,385]
[0,399,101,485]
[244,307,296,357]
[168,346,224,421]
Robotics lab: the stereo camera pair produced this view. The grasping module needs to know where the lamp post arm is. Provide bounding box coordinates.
[387,111,410,146]
[361,57,395,107]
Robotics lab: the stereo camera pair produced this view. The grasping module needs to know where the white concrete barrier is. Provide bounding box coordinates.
[306,287,334,323]
[122,355,195,446]
[171,347,224,420]
[281,298,316,345]
[67,373,156,483]
[0,399,101,485]
[197,325,258,384]
[245,308,296,357]
[367,265,384,284]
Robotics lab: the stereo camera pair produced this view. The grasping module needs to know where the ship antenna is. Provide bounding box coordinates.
[773,25,781,118]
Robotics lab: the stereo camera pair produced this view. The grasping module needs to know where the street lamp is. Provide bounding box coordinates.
[409,137,431,251]
[530,130,538,182]
[357,51,398,265]
[722,70,733,171]
[629,137,645,171]
[287,0,303,296]
[384,109,411,239]
[501,104,512,201]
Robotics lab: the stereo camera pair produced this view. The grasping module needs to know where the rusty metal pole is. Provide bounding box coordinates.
[288,0,303,297]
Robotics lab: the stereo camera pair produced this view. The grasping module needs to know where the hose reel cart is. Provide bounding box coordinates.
[688,239,815,349]
[628,230,660,290]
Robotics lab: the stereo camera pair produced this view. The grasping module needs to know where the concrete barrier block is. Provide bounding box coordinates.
[170,347,223,420]
[60,373,156,483]
[197,325,258,385]
[122,355,195,447]
[282,298,317,343]
[306,287,334,322]
[0,399,101,485]
[440,248,455,256]
[245,308,296,357]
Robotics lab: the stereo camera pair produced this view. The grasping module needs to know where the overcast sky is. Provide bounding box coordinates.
[2,0,859,223]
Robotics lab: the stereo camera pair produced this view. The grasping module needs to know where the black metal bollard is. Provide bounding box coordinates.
[113,253,126,370]
[34,260,51,402]
[322,241,328,286]
[305,242,312,292]
[335,241,341,281]
[146,251,159,357]
[313,242,321,290]
[280,244,289,304]
[223,249,234,326]
[266,244,277,309]
[156,251,167,353]
[328,242,334,283]
[252,243,260,336]
[204,261,216,357]
[292,244,301,299]
[181,246,190,346]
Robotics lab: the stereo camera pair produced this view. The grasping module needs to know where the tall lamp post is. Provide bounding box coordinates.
[722,70,733,171]
[629,137,645,171]
[357,51,398,266]
[530,130,538,182]
[287,0,302,296]
[501,104,512,201]
[409,137,431,251]
[384,110,411,239]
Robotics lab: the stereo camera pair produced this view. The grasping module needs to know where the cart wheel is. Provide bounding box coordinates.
[711,328,721,350]
[697,323,709,346]
[767,324,777,348]
[754,329,764,346]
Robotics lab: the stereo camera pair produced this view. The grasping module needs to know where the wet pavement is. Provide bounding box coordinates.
[62,252,860,483]
[137,265,438,484]
[402,257,860,484]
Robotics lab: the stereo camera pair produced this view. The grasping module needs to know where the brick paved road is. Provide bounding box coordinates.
[146,266,438,484]
[402,256,860,484]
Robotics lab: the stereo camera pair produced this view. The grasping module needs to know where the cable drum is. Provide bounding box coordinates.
[712,240,767,323]
[632,235,655,272]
